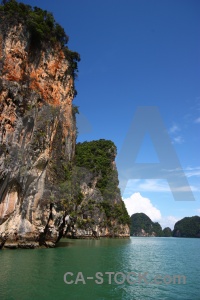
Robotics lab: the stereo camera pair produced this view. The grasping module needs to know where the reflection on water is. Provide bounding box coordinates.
[0,237,199,300]
[55,240,74,248]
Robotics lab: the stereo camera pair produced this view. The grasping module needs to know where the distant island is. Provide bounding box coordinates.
[130,213,164,237]
[130,213,200,238]
[173,216,200,238]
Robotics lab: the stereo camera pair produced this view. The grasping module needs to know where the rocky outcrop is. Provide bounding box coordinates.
[61,140,130,239]
[130,213,163,237]
[163,227,172,237]
[0,15,76,248]
[173,216,200,238]
[0,3,130,249]
[132,228,156,237]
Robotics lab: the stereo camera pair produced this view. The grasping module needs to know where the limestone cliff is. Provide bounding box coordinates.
[0,2,78,248]
[0,2,129,249]
[63,140,130,239]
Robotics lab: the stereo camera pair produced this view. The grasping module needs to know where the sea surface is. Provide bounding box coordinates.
[0,237,199,300]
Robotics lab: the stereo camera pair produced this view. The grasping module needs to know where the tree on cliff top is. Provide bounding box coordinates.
[75,140,130,225]
[0,0,80,78]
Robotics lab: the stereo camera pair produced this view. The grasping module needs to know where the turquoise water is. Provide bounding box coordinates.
[0,237,199,300]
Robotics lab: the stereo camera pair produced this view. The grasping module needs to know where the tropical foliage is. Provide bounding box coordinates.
[173,216,200,238]
[75,139,130,225]
[75,139,116,193]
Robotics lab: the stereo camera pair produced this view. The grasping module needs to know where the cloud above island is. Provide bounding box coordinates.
[121,178,199,195]
[123,192,161,221]
[123,192,179,229]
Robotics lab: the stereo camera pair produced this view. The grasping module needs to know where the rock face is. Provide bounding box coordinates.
[132,228,156,237]
[0,5,130,248]
[0,19,76,248]
[64,140,130,239]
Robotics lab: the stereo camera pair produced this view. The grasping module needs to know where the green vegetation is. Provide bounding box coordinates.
[101,200,130,225]
[75,139,116,193]
[75,139,130,225]
[72,105,79,116]
[130,213,163,236]
[0,0,80,78]
[75,139,117,201]
[163,227,172,237]
[113,201,130,225]
[152,222,163,237]
[76,217,95,229]
[0,2,129,233]
[59,164,84,212]
[173,216,200,238]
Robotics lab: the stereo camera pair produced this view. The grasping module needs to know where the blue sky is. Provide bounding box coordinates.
[22,0,200,228]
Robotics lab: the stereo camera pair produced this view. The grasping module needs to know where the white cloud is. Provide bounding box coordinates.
[168,123,184,144]
[162,166,200,178]
[123,192,179,229]
[123,192,161,221]
[186,171,200,178]
[197,209,200,215]
[123,179,198,194]
[173,135,184,144]
[176,186,198,192]
[169,124,180,134]
[138,179,170,192]
[185,166,200,178]
[194,117,200,124]
[123,179,170,195]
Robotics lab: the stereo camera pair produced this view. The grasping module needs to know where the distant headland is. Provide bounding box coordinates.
[130,213,200,238]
